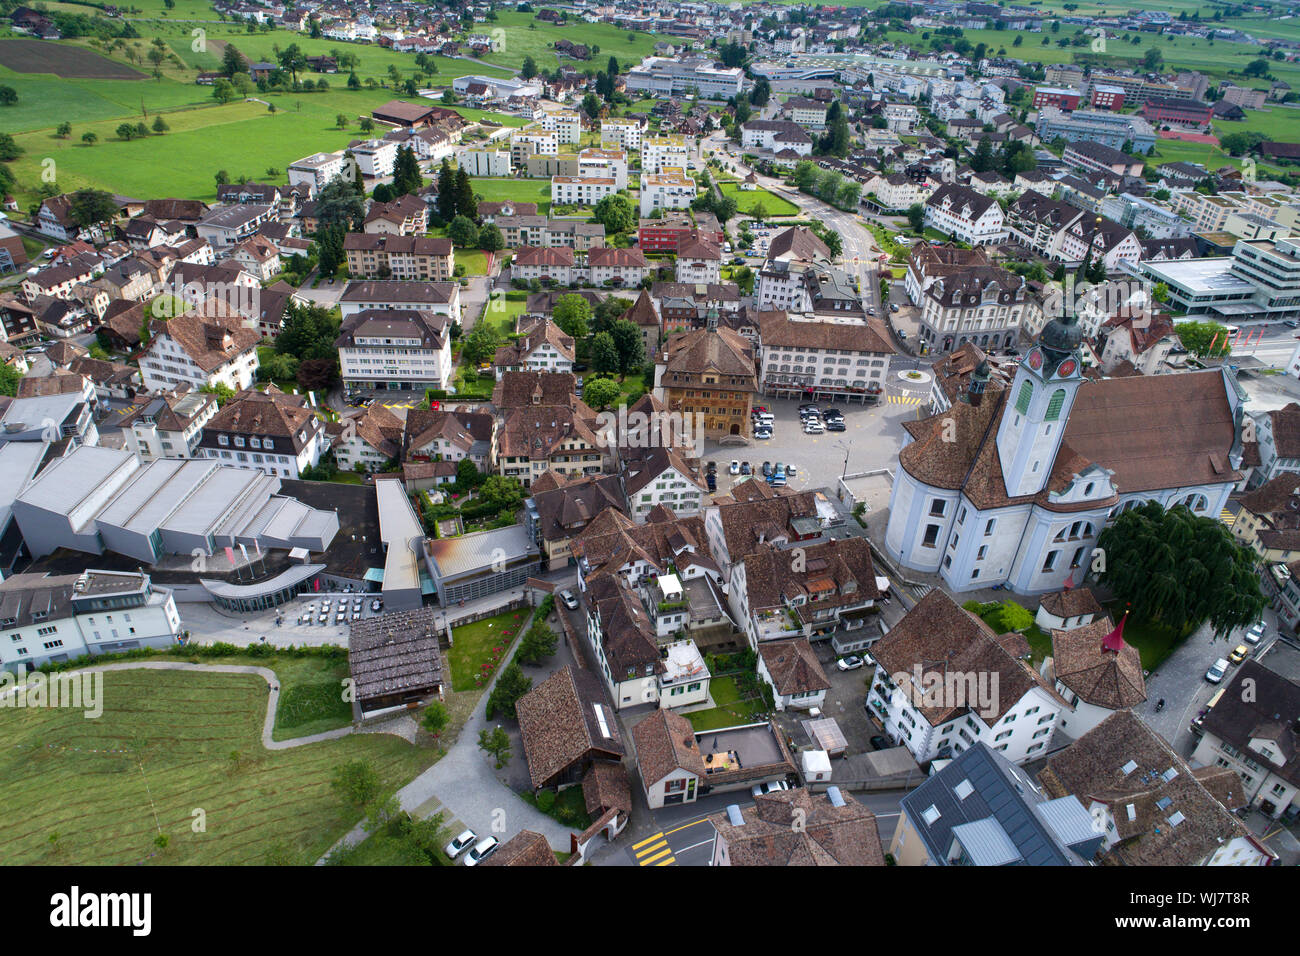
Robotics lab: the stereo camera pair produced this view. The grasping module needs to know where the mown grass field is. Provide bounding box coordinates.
[471,177,554,214]
[5,88,401,206]
[476,10,659,74]
[0,668,431,865]
[718,181,801,217]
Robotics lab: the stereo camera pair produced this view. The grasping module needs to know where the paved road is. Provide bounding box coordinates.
[317,604,578,864]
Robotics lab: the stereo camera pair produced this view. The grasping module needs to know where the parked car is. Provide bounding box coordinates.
[754,427,773,439]
[559,589,579,610]
[1229,644,1250,665]
[836,655,864,671]
[825,420,846,431]
[761,461,773,477]
[729,460,741,475]
[786,464,797,477]
[1206,658,1230,684]
[740,462,751,475]
[444,829,477,860]
[750,780,790,798]
[1244,621,1267,645]
[869,735,890,751]
[889,303,899,313]
[706,473,717,492]
[898,329,908,340]
[822,408,844,421]
[1285,319,1299,329]
[463,836,500,866]
[798,403,818,412]
[803,420,825,434]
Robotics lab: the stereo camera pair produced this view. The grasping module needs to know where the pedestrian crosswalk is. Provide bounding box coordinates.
[1220,508,1237,527]
[379,400,419,409]
[887,394,926,406]
[909,583,933,602]
[632,831,676,866]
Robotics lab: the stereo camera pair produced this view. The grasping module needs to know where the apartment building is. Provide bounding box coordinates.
[641,136,691,175]
[624,56,744,100]
[138,307,260,392]
[457,148,513,178]
[495,216,605,251]
[541,109,582,145]
[640,169,697,217]
[120,387,217,463]
[923,184,1007,246]
[757,312,894,402]
[869,590,1065,766]
[0,570,182,671]
[336,308,453,396]
[601,118,644,152]
[343,234,455,280]
[919,264,1027,354]
[197,388,327,479]
[552,175,618,206]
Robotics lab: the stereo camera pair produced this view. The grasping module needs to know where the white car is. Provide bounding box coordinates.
[729,459,740,475]
[1205,658,1230,684]
[444,829,477,860]
[1244,621,1267,645]
[803,420,825,434]
[559,589,579,610]
[463,836,500,866]
[836,655,865,671]
[751,780,790,798]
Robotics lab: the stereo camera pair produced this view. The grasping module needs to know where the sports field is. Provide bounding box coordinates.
[0,668,431,865]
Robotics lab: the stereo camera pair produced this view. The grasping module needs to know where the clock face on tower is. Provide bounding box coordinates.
[1056,358,1077,378]
[1026,348,1043,371]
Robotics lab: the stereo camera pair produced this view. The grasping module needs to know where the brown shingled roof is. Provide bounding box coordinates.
[1050,616,1147,710]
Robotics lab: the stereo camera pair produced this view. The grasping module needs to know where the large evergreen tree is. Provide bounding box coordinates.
[391,145,422,196]
[435,159,457,223]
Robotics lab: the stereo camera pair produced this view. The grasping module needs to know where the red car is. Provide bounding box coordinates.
[752,405,768,414]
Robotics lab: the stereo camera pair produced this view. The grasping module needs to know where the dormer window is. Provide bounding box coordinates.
[218,434,229,446]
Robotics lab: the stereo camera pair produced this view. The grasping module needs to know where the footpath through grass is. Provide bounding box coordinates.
[0,668,431,865]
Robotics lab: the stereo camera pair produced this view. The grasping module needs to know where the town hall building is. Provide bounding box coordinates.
[885,314,1250,594]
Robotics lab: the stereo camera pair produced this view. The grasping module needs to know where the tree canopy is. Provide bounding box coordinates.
[1095,500,1265,639]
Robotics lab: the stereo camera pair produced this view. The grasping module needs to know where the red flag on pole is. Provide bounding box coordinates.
[1101,612,1128,653]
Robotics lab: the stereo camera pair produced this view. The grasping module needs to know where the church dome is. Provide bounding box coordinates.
[1040,312,1082,358]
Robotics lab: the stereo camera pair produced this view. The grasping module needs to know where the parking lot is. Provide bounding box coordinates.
[697,393,917,496]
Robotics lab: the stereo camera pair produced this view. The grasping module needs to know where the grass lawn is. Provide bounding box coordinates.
[684,675,763,731]
[479,291,527,336]
[471,177,553,215]
[456,248,489,276]
[446,607,530,692]
[0,668,431,865]
[718,181,800,217]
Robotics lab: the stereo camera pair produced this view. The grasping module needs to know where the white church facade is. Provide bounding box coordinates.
[885,316,1250,595]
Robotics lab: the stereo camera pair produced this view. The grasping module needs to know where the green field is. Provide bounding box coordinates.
[5,88,406,206]
[446,608,529,691]
[718,181,801,217]
[475,10,659,74]
[0,668,431,865]
[471,177,554,214]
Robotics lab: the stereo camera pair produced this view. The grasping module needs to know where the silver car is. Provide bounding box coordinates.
[444,829,477,860]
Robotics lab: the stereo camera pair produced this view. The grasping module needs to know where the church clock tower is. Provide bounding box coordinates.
[996,313,1085,498]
